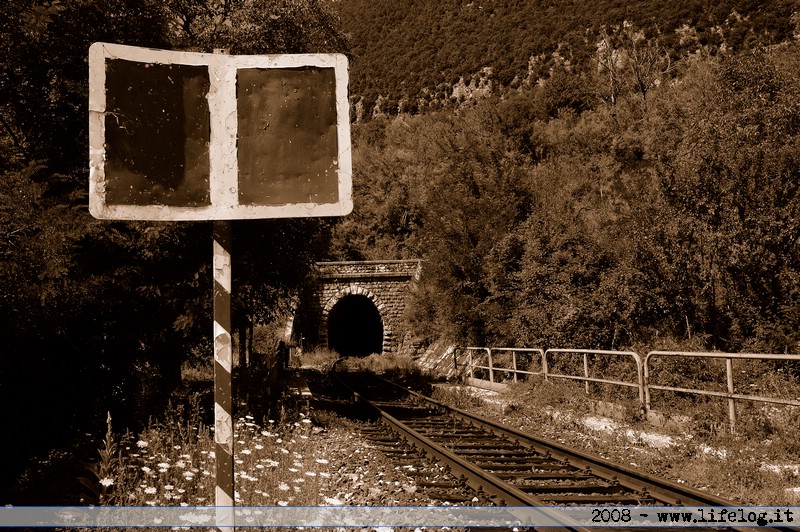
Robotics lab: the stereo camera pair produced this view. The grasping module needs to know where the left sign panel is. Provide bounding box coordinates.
[88,43,352,221]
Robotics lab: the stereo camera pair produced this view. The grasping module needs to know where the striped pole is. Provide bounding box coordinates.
[213,220,234,529]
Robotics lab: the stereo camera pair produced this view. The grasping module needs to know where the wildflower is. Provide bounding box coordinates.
[280,448,289,454]
[254,444,263,450]
[157,462,170,469]
[304,472,316,477]
[141,466,153,474]
[276,438,283,443]
[301,418,312,424]
[277,501,288,506]
[235,460,244,465]
[240,449,251,455]
[175,460,186,468]
[319,472,331,478]
[164,485,174,491]
[136,440,148,448]
[173,445,181,450]
[99,477,114,487]
[315,459,329,465]
[288,468,299,473]
[278,482,290,491]
[144,487,157,495]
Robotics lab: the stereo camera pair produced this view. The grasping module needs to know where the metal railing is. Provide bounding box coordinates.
[457,347,642,403]
[456,347,545,390]
[645,351,800,429]
[457,346,800,430]
[545,349,644,404]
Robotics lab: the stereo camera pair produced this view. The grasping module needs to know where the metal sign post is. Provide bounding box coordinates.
[88,42,352,531]
[213,220,234,528]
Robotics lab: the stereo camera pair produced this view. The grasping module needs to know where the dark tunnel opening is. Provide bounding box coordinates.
[327,294,384,357]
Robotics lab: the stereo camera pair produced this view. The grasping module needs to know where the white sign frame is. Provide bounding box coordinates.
[88,42,352,221]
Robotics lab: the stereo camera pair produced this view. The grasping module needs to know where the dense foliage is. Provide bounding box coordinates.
[332,39,800,354]
[0,0,347,489]
[331,0,797,118]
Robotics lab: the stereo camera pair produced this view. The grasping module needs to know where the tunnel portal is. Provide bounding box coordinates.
[326,294,384,357]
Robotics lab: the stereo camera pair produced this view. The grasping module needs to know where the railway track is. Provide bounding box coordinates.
[323,365,791,531]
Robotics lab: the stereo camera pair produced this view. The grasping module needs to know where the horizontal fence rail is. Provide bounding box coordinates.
[456,347,546,392]
[456,346,800,430]
[545,349,644,404]
[645,351,800,429]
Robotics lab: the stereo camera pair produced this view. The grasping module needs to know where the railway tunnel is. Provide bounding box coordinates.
[326,294,384,357]
[294,260,421,356]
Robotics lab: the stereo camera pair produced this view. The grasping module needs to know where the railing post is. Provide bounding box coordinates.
[512,351,518,383]
[726,357,736,431]
[643,353,653,415]
[468,349,474,380]
[488,348,495,384]
[542,350,549,381]
[583,352,590,395]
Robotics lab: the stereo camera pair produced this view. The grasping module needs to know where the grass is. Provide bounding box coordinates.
[71,345,800,523]
[460,374,800,505]
[293,347,340,371]
[91,405,345,510]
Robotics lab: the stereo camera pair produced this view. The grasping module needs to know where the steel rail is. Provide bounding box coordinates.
[331,365,791,532]
[339,387,585,531]
[402,385,731,507]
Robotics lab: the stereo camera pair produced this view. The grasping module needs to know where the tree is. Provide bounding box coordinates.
[594,23,675,110]
[0,0,350,493]
[657,46,800,351]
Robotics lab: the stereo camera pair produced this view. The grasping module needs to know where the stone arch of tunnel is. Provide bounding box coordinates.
[321,286,392,357]
[292,260,421,356]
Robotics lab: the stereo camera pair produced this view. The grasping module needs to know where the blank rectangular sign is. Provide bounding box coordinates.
[89,43,352,221]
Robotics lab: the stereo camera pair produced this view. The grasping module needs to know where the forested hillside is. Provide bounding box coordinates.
[330,0,797,117]
[329,5,800,355]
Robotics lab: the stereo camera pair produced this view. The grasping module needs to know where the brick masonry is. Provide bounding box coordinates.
[294,260,422,355]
